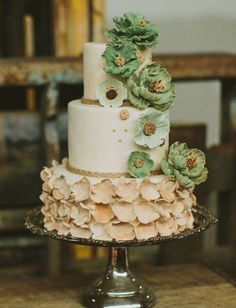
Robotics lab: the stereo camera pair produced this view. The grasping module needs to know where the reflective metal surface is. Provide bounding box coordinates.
[83,247,155,307]
[25,205,217,307]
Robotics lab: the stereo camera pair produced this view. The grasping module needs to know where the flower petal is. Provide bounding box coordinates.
[108,223,135,241]
[134,201,159,224]
[111,201,136,222]
[156,218,175,236]
[135,223,157,240]
[140,179,160,201]
[91,180,115,204]
[116,178,140,202]
[90,222,112,241]
[92,204,114,224]
[73,207,91,226]
[70,224,92,239]
[71,177,90,202]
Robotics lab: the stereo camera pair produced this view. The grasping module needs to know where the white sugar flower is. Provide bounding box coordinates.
[96,79,127,108]
[134,111,169,149]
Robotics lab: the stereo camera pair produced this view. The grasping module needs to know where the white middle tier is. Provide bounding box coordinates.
[68,100,169,174]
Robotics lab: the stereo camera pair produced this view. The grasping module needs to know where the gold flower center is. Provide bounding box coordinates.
[143,122,156,136]
[136,50,145,64]
[134,159,144,168]
[148,80,164,93]
[138,21,145,27]
[106,88,118,100]
[115,56,126,66]
[186,153,197,169]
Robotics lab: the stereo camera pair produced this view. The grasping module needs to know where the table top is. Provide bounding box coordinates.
[0,263,235,308]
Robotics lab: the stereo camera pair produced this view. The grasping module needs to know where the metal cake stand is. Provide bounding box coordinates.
[25,205,217,308]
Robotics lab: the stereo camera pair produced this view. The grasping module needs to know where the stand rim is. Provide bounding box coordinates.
[25,205,217,247]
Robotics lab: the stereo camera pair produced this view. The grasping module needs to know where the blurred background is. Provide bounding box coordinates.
[0,0,235,280]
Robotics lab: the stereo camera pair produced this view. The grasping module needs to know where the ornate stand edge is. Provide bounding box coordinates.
[24,205,217,248]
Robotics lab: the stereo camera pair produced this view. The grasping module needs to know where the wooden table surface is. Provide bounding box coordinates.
[0,263,235,308]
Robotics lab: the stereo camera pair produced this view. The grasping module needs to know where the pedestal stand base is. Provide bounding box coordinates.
[25,206,217,307]
[83,248,156,308]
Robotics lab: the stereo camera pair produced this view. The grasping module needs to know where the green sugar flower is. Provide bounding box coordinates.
[96,79,127,108]
[127,63,176,111]
[128,151,154,178]
[160,142,208,188]
[106,12,158,48]
[102,41,140,78]
[135,111,170,149]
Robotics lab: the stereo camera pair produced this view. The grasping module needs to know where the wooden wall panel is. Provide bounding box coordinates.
[91,0,105,42]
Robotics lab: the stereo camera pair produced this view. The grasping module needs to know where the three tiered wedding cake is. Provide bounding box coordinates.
[40,12,208,241]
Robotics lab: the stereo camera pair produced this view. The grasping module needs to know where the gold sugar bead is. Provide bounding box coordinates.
[119,109,129,120]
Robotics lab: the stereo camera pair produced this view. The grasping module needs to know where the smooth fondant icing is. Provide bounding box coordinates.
[68,100,169,174]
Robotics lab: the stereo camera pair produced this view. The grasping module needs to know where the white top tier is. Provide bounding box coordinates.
[83,43,111,100]
[83,42,153,100]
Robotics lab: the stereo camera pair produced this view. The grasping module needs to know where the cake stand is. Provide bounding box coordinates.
[25,205,217,308]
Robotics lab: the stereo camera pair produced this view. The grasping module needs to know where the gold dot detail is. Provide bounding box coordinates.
[119,109,129,120]
[124,129,128,132]
[113,129,116,133]
[118,139,122,143]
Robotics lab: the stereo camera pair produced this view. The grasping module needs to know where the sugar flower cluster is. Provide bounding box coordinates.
[99,12,175,111]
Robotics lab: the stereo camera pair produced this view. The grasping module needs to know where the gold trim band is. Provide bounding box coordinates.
[67,162,159,178]
[67,162,130,178]
[81,97,132,107]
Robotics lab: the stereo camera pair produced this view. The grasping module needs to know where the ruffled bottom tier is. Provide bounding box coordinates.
[40,158,196,241]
